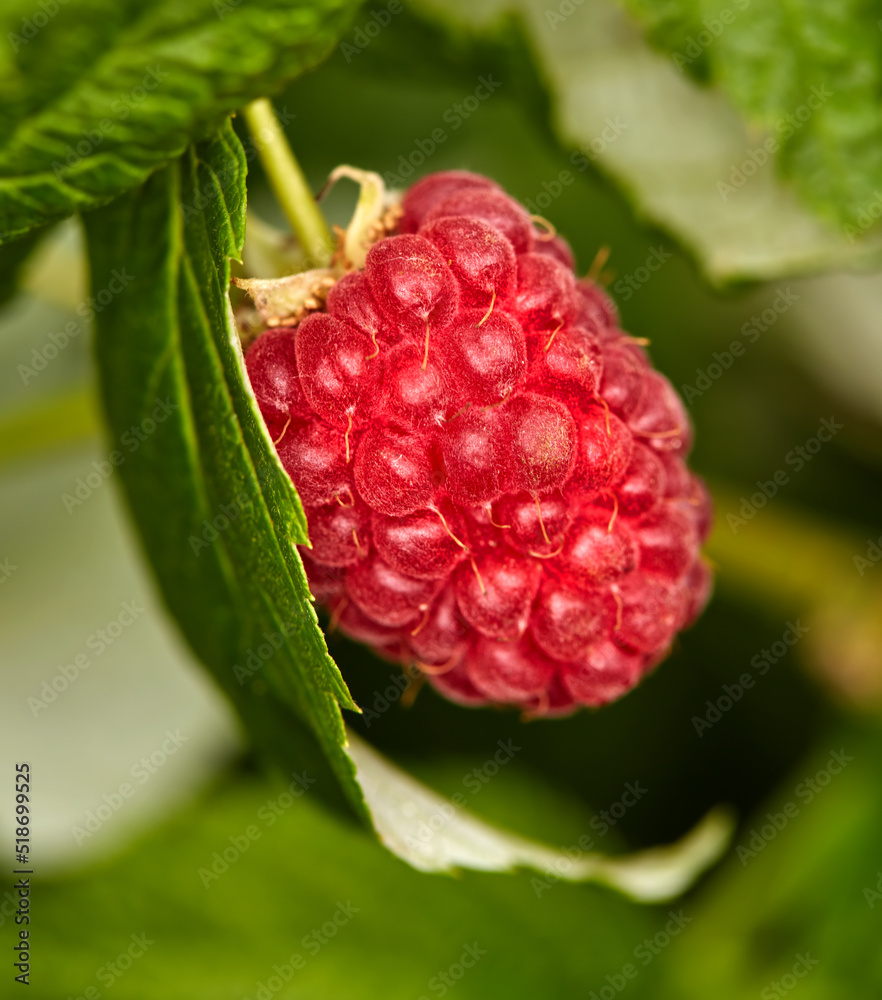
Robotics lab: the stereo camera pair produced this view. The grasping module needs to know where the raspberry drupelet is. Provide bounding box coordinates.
[245,170,712,716]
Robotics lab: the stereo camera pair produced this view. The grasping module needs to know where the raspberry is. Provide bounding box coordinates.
[425,188,534,253]
[244,328,309,438]
[365,234,459,351]
[295,313,381,427]
[420,217,516,308]
[244,169,713,715]
[436,310,525,405]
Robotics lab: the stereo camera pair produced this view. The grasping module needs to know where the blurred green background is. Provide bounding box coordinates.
[2,1,882,997]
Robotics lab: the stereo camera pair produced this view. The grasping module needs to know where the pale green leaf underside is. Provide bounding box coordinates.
[347,730,732,897]
[412,0,882,283]
[625,0,882,228]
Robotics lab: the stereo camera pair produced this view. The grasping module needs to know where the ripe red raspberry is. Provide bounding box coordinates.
[245,170,712,716]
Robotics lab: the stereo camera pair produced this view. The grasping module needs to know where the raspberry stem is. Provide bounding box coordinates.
[242,99,332,267]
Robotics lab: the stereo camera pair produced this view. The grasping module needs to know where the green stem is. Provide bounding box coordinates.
[242,99,333,267]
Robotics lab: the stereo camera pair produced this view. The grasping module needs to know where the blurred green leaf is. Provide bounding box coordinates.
[661,724,882,997]
[410,0,882,282]
[626,0,882,227]
[707,483,882,709]
[21,765,675,1000]
[0,227,42,306]
[0,387,98,466]
[0,0,362,243]
[83,122,365,817]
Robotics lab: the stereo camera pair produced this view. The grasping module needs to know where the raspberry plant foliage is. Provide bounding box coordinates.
[14,1,882,989]
[0,0,364,243]
[84,118,728,884]
[242,167,713,716]
[85,122,368,817]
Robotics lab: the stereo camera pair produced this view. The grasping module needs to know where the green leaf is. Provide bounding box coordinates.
[0,226,42,307]
[22,768,670,999]
[625,0,882,227]
[83,121,365,817]
[660,725,882,997]
[346,731,732,896]
[409,0,882,283]
[0,0,362,244]
[705,482,882,712]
